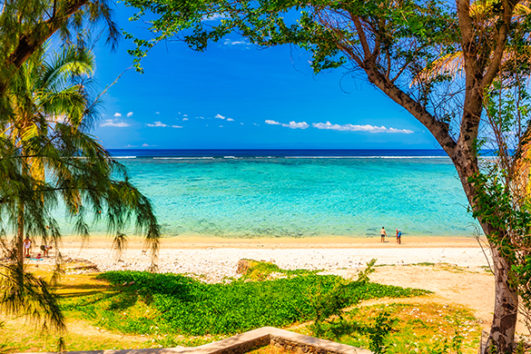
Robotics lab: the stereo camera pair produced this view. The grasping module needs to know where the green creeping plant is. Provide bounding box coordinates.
[83,271,428,336]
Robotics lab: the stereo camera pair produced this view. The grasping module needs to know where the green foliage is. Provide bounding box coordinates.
[355,258,376,283]
[0,263,64,333]
[310,309,395,353]
[0,44,160,339]
[0,0,122,122]
[62,271,429,336]
[366,311,395,353]
[304,303,477,353]
[309,259,376,335]
[470,74,531,333]
[122,0,458,87]
[240,259,318,281]
[308,259,394,353]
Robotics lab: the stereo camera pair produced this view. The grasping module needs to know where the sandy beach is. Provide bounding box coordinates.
[57,234,486,249]
[28,236,531,335]
[35,235,492,283]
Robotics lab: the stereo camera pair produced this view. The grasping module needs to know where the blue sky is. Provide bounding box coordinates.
[89,4,443,150]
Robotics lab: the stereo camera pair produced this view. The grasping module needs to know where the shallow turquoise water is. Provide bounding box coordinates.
[56,156,477,238]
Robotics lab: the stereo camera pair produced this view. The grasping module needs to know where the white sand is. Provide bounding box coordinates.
[53,247,491,282]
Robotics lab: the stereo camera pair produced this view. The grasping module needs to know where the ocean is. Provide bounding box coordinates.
[58,149,480,238]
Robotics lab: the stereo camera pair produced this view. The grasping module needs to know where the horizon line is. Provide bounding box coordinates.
[107,148,447,151]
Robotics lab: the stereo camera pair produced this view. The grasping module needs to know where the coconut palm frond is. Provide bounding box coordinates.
[40,85,89,128]
[40,48,95,90]
[469,0,498,18]
[412,51,464,85]
[515,3,531,16]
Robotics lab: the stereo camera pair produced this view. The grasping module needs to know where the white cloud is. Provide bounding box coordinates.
[226,118,235,122]
[171,125,183,128]
[142,143,150,147]
[215,113,226,120]
[312,121,413,134]
[182,117,189,121]
[155,111,160,115]
[202,13,228,21]
[223,38,250,46]
[284,121,309,129]
[126,112,134,118]
[100,119,130,128]
[196,116,205,119]
[147,121,167,127]
[265,119,308,129]
[183,114,188,117]
[113,112,122,118]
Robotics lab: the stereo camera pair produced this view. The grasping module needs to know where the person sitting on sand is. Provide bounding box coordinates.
[23,237,31,257]
[380,227,386,243]
[396,229,402,244]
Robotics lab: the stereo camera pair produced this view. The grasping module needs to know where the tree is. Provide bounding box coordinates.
[0,0,161,345]
[0,45,160,337]
[0,0,117,105]
[123,0,531,351]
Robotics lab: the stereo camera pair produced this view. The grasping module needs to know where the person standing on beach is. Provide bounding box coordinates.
[380,227,386,243]
[396,229,402,244]
[23,237,31,257]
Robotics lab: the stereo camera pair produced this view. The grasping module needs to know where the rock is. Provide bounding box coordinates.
[236,258,259,274]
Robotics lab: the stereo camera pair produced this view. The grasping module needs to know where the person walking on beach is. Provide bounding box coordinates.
[396,229,402,244]
[23,236,31,258]
[380,227,386,243]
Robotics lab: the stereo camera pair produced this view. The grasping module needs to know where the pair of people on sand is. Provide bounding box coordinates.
[23,236,52,258]
[380,227,402,244]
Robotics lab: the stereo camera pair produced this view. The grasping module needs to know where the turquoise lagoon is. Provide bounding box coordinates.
[57,150,479,238]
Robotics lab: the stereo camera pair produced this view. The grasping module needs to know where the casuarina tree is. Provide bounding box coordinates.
[0,0,161,346]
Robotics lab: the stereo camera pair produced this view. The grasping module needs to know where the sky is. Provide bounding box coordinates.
[89,3,444,150]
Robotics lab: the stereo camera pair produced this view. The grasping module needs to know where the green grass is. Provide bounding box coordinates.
[62,271,428,337]
[239,259,320,281]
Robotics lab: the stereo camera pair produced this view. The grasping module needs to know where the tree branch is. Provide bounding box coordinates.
[0,0,88,94]
[481,0,516,88]
[364,65,457,156]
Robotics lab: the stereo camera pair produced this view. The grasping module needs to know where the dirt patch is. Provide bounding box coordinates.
[354,264,529,335]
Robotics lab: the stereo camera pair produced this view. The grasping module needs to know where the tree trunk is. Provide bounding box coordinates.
[452,152,518,353]
[484,247,519,353]
[16,203,24,269]
[362,45,518,353]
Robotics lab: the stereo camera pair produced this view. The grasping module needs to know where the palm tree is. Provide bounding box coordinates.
[0,46,160,336]
[5,47,94,266]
